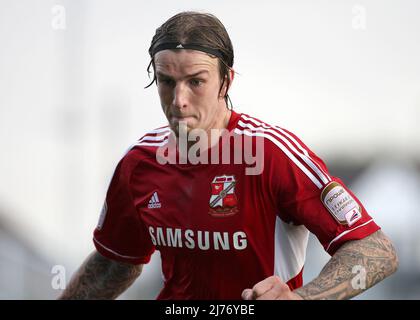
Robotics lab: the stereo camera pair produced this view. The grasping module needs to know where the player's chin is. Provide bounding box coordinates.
[171,119,197,134]
[169,123,192,137]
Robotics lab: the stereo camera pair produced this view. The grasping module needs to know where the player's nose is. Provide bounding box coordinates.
[172,82,188,110]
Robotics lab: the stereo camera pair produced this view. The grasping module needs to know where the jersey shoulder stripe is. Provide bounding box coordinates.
[136,126,171,147]
[235,113,331,189]
[115,126,171,166]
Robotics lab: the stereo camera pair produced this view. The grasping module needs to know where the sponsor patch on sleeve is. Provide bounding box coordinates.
[320,182,362,226]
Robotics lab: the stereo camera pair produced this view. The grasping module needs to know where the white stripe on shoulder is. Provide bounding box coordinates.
[239,115,331,184]
[241,115,309,156]
[234,128,323,189]
[147,127,171,134]
[238,120,331,184]
[134,126,172,146]
[244,115,331,182]
[136,140,169,147]
[138,131,171,143]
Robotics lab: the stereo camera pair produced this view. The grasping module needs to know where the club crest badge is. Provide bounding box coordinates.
[209,175,238,216]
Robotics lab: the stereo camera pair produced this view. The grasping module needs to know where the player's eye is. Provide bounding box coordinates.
[158,78,175,86]
[189,78,203,87]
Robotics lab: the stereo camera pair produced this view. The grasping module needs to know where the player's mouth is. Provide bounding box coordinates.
[170,115,197,127]
[171,115,195,122]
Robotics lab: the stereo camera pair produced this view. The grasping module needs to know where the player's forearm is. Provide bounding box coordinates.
[294,230,398,300]
[58,251,143,300]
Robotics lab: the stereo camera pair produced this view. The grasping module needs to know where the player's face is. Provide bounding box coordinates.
[154,50,229,135]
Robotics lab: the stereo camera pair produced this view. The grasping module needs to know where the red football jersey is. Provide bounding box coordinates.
[93,110,380,299]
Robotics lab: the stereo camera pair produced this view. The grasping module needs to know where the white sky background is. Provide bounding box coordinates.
[0,0,420,291]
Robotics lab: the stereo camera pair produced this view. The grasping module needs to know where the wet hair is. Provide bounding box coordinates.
[146,11,234,108]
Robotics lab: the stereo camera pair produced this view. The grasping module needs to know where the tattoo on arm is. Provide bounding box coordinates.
[294,230,399,300]
[58,251,143,300]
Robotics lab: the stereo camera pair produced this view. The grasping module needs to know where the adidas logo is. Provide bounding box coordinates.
[148,192,162,209]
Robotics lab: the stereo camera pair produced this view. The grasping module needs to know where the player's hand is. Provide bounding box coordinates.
[241,275,304,300]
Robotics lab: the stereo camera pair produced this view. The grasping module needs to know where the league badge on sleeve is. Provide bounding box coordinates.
[321,182,362,226]
[209,175,238,217]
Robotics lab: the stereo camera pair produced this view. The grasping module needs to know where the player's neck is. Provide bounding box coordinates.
[215,106,232,131]
[180,107,231,155]
[204,106,231,149]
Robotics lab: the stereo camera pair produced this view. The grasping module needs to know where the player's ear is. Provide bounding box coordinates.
[229,68,235,83]
[221,69,234,98]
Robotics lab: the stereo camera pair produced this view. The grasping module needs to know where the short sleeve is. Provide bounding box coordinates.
[93,154,155,264]
[268,129,381,255]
